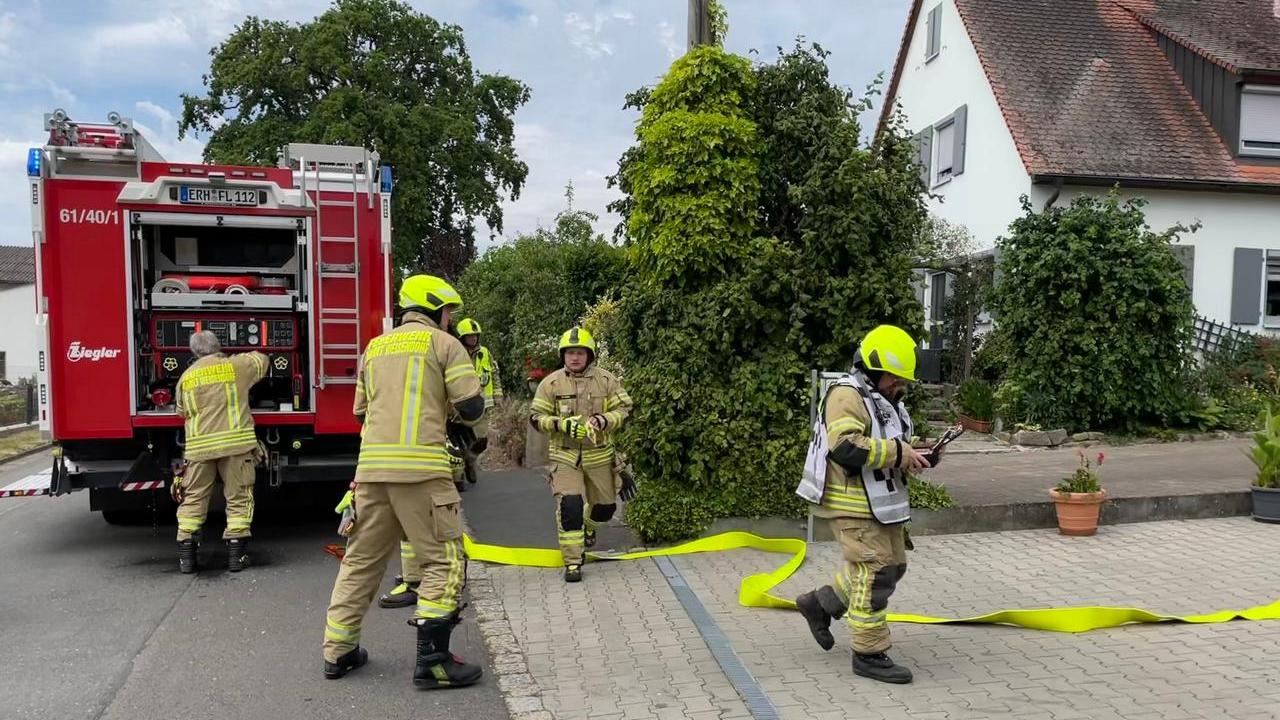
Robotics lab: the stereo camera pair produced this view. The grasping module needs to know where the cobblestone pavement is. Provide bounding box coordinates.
[483,518,1280,719]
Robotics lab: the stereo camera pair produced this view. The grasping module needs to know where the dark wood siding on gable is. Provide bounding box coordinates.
[1156,33,1242,154]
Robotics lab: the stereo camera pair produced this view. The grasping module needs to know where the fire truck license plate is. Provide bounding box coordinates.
[179,186,260,206]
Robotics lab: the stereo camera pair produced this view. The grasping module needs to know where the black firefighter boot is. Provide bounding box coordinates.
[853,651,914,684]
[226,538,250,573]
[412,614,483,690]
[796,585,846,651]
[177,539,198,574]
[324,646,369,680]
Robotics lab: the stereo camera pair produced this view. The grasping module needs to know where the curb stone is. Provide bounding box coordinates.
[468,558,552,720]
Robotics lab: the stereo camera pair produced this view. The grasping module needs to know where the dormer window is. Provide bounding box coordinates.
[1241,85,1280,158]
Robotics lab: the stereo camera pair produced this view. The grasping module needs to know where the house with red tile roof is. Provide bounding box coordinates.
[0,245,37,382]
[881,0,1280,342]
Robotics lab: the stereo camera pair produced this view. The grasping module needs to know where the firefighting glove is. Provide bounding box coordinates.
[557,417,590,440]
[619,467,639,503]
[335,488,357,537]
[446,442,466,469]
[170,475,185,504]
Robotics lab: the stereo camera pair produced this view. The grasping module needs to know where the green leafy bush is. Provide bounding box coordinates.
[1250,407,1280,489]
[612,43,927,543]
[956,379,994,422]
[991,193,1195,432]
[456,198,625,394]
[908,477,954,510]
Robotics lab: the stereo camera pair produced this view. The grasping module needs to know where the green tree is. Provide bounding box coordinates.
[991,193,1195,431]
[614,43,928,543]
[456,190,626,394]
[178,0,529,277]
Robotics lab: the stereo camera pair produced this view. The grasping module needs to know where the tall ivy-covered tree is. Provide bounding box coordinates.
[178,0,530,277]
[613,42,928,543]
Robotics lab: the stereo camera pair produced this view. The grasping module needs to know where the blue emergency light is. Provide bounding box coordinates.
[380,165,393,193]
[26,148,42,177]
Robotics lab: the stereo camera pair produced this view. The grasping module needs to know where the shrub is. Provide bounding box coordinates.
[908,477,954,510]
[612,42,927,543]
[956,379,994,422]
[1250,407,1280,489]
[483,397,531,468]
[991,193,1195,432]
[457,196,625,394]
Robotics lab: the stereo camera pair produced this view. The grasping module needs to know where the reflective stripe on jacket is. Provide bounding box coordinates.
[530,365,631,469]
[176,352,267,462]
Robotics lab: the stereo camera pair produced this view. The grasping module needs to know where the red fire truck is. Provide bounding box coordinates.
[4,109,393,522]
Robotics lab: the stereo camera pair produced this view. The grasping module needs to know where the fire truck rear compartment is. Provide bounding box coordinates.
[130,219,310,414]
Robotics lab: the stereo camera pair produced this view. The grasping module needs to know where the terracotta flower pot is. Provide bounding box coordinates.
[1049,488,1107,536]
[957,413,992,434]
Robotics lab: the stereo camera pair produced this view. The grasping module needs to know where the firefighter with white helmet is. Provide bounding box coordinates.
[173,330,267,573]
[794,324,935,685]
[529,327,633,582]
[378,316,501,609]
[321,274,486,689]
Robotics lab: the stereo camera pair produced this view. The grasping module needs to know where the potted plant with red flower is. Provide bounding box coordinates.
[1049,450,1107,536]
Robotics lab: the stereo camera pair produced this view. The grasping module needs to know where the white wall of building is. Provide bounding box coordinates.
[0,282,37,381]
[890,0,1031,250]
[1029,185,1280,330]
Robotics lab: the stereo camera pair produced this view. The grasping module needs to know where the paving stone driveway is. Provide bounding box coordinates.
[481,518,1280,719]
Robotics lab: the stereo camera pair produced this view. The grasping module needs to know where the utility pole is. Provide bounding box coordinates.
[687,0,713,50]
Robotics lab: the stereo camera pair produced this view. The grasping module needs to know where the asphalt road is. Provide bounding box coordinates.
[462,467,641,552]
[0,452,508,720]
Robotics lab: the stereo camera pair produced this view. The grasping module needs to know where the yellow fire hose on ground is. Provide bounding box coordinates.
[463,531,1280,633]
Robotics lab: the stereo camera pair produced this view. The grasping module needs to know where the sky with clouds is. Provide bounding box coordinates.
[0,0,910,250]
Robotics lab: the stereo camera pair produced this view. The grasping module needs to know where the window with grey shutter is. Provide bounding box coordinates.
[1231,248,1263,325]
[951,105,967,176]
[926,5,942,60]
[1169,245,1194,291]
[1240,85,1280,158]
[912,129,932,188]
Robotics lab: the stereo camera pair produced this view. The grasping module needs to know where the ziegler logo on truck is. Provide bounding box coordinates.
[67,342,122,362]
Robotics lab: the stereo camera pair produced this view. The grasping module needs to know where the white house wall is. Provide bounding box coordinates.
[1029,185,1280,331]
[0,282,37,381]
[890,0,1031,249]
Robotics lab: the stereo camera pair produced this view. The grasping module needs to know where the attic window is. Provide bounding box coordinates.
[1241,85,1280,158]
[925,4,942,61]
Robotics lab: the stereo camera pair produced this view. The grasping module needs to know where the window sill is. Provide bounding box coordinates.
[926,52,940,64]
[932,175,953,189]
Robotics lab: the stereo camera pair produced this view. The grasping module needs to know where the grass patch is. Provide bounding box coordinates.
[0,430,47,461]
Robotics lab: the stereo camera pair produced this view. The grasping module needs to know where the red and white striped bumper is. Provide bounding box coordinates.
[121,480,166,492]
[0,471,51,498]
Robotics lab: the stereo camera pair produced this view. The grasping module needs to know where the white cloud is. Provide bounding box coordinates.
[0,139,40,246]
[85,16,192,58]
[563,11,613,58]
[46,80,75,106]
[656,20,680,59]
[612,10,634,24]
[0,12,15,60]
[528,13,539,27]
[135,100,177,129]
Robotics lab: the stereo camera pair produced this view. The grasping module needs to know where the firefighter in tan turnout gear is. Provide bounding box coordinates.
[321,274,487,689]
[379,317,501,609]
[794,325,936,685]
[173,330,267,574]
[530,327,633,583]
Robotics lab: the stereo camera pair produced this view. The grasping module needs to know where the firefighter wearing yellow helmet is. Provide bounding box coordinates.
[378,315,502,609]
[793,324,937,685]
[529,327,633,582]
[321,274,486,689]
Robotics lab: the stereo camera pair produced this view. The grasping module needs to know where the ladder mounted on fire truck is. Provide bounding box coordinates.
[279,144,380,388]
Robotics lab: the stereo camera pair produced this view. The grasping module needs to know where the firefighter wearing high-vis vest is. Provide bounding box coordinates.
[794,325,936,685]
[529,327,633,583]
[379,316,499,610]
[173,330,267,574]
[321,274,487,689]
